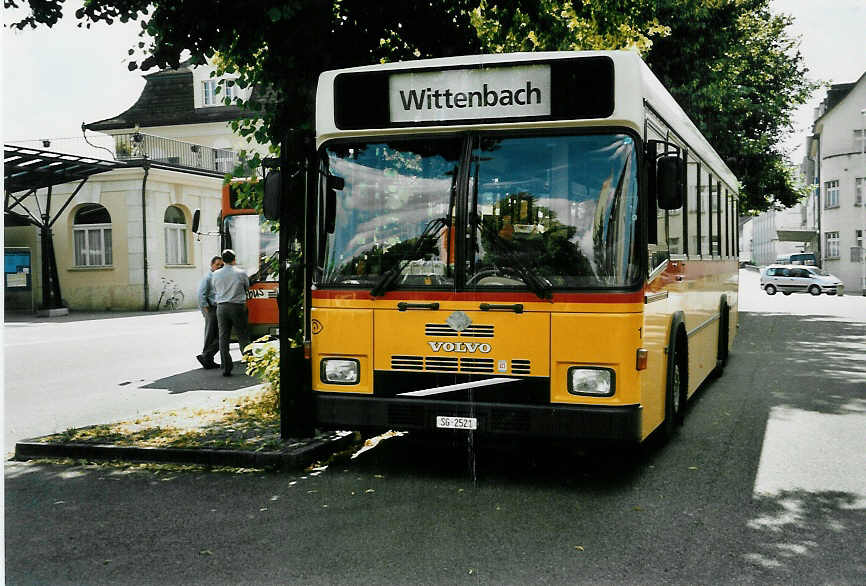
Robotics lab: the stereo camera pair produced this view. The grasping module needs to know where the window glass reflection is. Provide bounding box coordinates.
[322,139,461,287]
[469,134,639,288]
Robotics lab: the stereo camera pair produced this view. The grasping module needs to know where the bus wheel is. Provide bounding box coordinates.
[663,329,686,437]
[713,301,729,377]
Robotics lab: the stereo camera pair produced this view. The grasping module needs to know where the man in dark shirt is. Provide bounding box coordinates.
[195,255,224,369]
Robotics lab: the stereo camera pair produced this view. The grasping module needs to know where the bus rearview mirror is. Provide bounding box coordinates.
[657,155,683,210]
[191,209,201,234]
[325,188,337,234]
[263,170,281,221]
[324,175,343,234]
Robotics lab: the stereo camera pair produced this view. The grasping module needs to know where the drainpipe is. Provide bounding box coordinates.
[141,161,151,310]
[815,136,821,268]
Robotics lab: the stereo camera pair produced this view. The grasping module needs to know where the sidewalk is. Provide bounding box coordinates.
[11,373,357,472]
[4,308,184,323]
[7,308,358,470]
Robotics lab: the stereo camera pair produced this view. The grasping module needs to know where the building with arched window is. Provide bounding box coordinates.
[4,60,270,312]
[163,205,189,266]
[5,160,232,311]
[73,204,113,267]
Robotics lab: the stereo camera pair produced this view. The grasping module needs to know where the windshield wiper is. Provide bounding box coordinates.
[249,249,281,285]
[473,213,553,300]
[370,216,450,297]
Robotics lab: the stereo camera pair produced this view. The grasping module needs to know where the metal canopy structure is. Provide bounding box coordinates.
[4,145,124,193]
[4,145,127,313]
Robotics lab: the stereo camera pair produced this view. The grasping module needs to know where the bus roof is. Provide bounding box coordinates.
[316,51,738,191]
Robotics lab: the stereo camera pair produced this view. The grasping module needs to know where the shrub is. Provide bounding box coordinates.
[242,336,283,392]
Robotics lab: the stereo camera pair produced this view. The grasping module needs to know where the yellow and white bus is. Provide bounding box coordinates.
[307,51,738,442]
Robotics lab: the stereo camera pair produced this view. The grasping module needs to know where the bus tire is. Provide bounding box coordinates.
[663,318,687,438]
[713,298,729,377]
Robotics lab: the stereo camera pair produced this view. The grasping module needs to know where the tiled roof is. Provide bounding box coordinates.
[823,83,855,114]
[813,72,866,126]
[85,64,254,132]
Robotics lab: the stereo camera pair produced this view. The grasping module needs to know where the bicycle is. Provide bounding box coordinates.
[156,276,185,310]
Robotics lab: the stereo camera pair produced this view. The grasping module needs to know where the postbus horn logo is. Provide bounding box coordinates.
[446,310,472,332]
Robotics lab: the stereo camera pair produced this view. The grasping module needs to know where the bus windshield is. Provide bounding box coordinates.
[320,133,640,291]
[223,214,279,283]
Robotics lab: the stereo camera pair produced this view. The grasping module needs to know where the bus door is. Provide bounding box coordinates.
[222,212,280,339]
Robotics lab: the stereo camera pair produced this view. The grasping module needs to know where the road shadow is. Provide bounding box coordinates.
[723,311,866,581]
[139,361,258,394]
[740,490,865,583]
[346,431,649,492]
[738,312,866,415]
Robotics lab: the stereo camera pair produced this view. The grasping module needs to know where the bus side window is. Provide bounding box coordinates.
[651,189,670,274]
[724,188,731,258]
[684,157,700,257]
[704,171,714,257]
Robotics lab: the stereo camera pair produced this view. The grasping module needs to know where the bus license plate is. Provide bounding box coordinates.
[436,416,477,430]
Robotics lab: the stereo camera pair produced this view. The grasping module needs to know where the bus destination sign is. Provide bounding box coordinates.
[332,56,614,130]
[389,65,551,123]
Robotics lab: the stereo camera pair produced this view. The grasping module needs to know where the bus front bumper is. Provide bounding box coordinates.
[315,395,642,441]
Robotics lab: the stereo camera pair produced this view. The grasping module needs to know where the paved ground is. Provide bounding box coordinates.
[3,309,262,453]
[4,270,865,584]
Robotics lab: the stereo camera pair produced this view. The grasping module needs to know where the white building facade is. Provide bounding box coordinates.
[807,74,866,295]
[749,205,810,266]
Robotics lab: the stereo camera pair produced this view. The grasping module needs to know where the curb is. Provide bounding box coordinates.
[13,431,357,471]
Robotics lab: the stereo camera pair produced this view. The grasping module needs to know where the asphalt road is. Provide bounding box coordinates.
[5,271,866,584]
[3,309,261,452]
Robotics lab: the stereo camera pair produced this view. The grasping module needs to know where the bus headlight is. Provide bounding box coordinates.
[567,367,614,397]
[321,358,360,385]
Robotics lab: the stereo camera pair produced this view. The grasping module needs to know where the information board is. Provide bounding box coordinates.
[5,247,32,290]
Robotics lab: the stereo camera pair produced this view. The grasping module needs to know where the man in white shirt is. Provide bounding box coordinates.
[211,249,251,376]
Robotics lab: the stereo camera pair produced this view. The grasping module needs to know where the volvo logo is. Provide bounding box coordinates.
[428,341,491,353]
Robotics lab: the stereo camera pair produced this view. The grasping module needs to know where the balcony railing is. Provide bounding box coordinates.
[114,132,238,174]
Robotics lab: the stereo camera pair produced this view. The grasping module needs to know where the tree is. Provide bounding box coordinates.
[6,0,480,164]
[471,0,669,54]
[7,0,815,212]
[645,0,817,213]
[471,0,818,213]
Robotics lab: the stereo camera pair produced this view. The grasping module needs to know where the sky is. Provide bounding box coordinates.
[2,0,865,161]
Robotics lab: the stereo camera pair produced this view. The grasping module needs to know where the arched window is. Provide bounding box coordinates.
[164,205,188,265]
[73,204,112,267]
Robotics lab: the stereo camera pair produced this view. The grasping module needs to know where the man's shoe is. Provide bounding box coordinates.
[210,362,221,369]
[222,370,232,377]
[196,355,210,370]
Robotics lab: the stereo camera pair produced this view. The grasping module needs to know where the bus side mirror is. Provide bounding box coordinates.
[657,155,683,210]
[263,170,281,221]
[324,175,344,234]
[192,209,201,233]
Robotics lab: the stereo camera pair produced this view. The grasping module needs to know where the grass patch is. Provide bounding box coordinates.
[38,387,303,453]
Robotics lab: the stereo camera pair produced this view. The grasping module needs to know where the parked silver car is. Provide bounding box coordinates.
[760,265,844,296]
